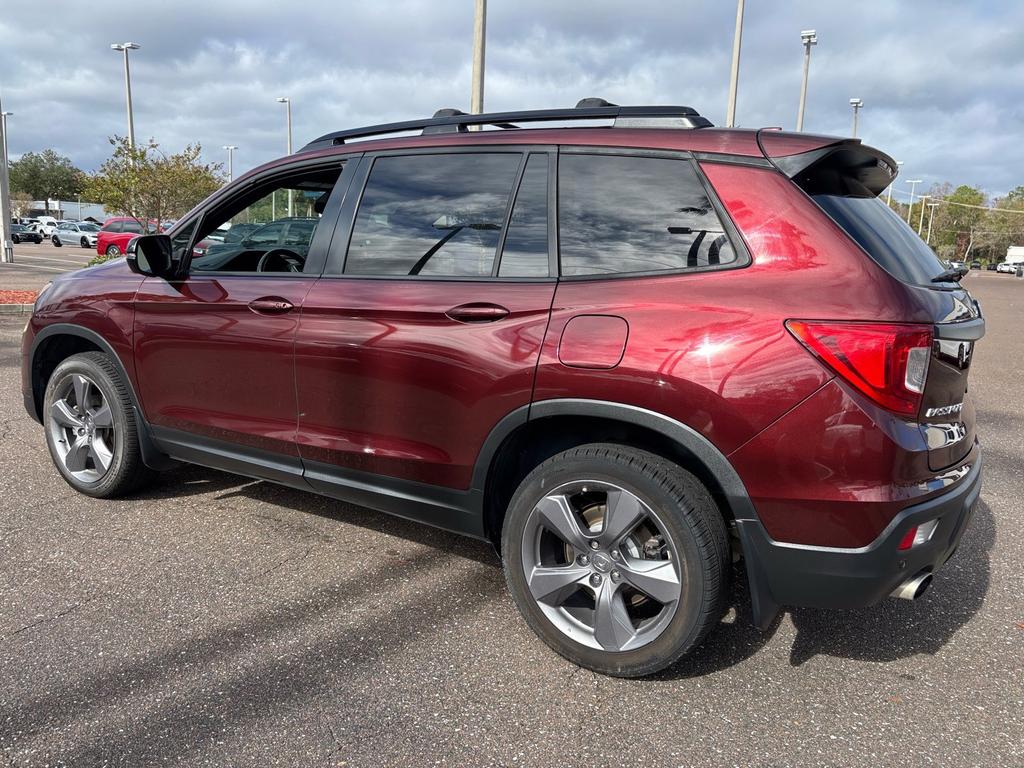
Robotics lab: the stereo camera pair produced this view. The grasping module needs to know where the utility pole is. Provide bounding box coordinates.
[905,179,922,224]
[277,97,293,216]
[470,0,487,127]
[223,145,237,182]
[917,195,930,235]
[886,160,904,206]
[926,202,939,245]
[849,98,863,138]
[796,30,817,131]
[110,43,140,150]
[725,0,745,127]
[0,95,12,263]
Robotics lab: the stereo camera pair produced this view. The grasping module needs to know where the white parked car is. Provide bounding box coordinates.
[52,221,102,248]
[996,262,1019,274]
[35,216,59,236]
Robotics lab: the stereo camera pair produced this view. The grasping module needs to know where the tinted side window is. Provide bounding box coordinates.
[498,154,549,277]
[558,154,737,276]
[248,221,285,245]
[345,153,521,277]
[102,221,121,233]
[122,220,144,234]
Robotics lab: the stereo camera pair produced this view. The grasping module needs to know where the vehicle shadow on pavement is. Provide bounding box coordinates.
[785,498,994,666]
[136,463,499,566]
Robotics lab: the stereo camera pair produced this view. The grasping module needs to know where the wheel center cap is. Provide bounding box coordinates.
[591,552,613,573]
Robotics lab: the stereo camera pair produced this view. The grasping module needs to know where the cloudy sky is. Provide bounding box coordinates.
[1,1,1021,198]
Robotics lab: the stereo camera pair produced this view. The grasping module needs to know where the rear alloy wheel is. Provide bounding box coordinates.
[43,352,156,497]
[105,244,122,257]
[502,444,729,677]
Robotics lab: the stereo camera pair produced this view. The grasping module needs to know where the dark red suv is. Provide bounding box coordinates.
[21,101,983,677]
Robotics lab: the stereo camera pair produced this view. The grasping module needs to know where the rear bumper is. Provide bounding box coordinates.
[737,452,982,629]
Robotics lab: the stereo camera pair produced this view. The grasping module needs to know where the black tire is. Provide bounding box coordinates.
[11,234,19,244]
[52,236,62,247]
[81,238,90,248]
[43,352,157,498]
[502,443,730,677]
[105,244,122,257]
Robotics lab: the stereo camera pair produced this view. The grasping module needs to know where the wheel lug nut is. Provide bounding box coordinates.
[589,540,600,550]
[611,570,622,583]
[610,549,621,561]
[590,574,603,587]
[577,554,589,566]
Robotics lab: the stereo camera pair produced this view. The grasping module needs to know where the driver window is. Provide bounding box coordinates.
[189,164,343,274]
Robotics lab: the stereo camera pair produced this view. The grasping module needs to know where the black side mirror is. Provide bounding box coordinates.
[126,234,175,278]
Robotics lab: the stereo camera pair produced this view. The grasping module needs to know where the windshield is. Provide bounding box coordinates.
[812,193,950,286]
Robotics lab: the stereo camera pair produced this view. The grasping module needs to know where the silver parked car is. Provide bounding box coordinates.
[52,221,102,249]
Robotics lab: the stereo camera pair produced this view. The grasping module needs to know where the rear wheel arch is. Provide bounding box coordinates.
[479,400,759,548]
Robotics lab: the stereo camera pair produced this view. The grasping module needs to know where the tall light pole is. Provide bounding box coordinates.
[849,98,863,138]
[886,160,904,206]
[222,145,237,182]
[0,111,10,172]
[0,97,12,263]
[470,0,487,118]
[905,179,922,224]
[917,194,930,235]
[725,0,745,128]
[110,42,140,150]
[796,29,817,132]
[926,202,939,245]
[276,97,293,216]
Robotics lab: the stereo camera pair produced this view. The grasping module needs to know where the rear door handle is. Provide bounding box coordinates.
[248,296,294,315]
[445,302,510,323]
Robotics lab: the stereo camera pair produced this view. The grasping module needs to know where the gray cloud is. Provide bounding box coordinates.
[1,0,1020,196]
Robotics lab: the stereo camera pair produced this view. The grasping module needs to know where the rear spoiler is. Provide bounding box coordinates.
[756,130,898,197]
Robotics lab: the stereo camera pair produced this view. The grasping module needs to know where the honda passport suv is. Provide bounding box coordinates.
[21,100,983,677]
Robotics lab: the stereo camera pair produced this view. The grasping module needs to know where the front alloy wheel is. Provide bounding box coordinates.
[47,373,115,482]
[42,352,157,497]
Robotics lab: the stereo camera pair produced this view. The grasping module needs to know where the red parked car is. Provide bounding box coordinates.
[21,101,983,677]
[95,216,162,257]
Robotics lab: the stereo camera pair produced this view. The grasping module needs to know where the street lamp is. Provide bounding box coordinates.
[917,194,930,235]
[471,0,487,117]
[725,0,745,128]
[849,98,863,138]
[796,29,817,132]
[276,97,293,216]
[222,145,237,182]
[0,111,10,174]
[886,160,904,206]
[905,179,923,224]
[110,42,141,150]
[926,202,940,245]
[0,99,12,263]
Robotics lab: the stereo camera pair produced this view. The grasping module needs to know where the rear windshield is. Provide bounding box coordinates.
[808,179,949,286]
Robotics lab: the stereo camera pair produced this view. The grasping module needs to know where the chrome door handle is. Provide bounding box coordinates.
[248,297,294,314]
[445,303,510,323]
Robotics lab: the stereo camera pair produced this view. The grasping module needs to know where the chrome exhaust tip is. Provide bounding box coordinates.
[890,572,933,601]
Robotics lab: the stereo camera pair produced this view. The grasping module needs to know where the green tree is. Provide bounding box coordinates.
[83,136,224,227]
[9,149,84,202]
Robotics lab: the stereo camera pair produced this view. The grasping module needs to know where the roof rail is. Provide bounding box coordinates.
[299,98,712,153]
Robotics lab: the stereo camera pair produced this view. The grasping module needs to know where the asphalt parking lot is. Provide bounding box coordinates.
[0,240,98,292]
[0,271,1021,767]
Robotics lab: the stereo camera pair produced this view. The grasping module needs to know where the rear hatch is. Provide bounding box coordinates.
[762,132,982,471]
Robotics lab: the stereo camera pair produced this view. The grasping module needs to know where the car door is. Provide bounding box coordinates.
[294,149,556,516]
[133,158,353,484]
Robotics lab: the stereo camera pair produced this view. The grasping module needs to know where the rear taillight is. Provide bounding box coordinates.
[785,321,932,416]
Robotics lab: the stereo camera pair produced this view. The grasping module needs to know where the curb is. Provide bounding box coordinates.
[0,304,34,315]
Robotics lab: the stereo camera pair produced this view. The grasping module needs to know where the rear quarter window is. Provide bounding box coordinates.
[558,153,739,277]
